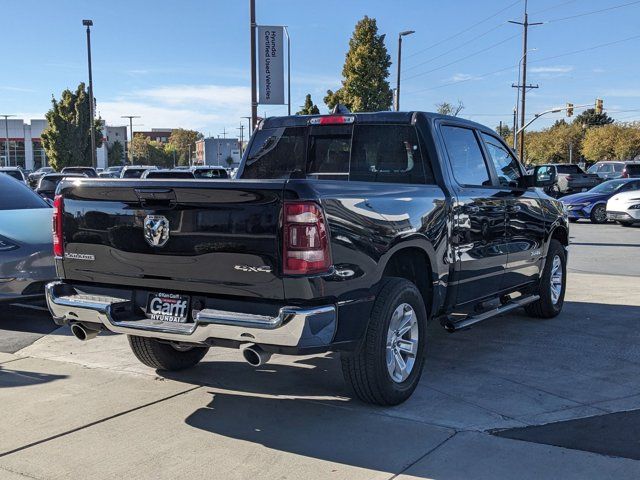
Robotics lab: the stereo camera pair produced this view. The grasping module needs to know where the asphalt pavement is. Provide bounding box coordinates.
[0,220,639,479]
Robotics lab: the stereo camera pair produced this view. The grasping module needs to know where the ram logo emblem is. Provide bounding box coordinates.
[144,215,170,247]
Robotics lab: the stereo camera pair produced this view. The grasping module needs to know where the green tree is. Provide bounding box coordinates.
[581,123,640,161]
[297,94,320,115]
[168,128,202,165]
[495,123,511,141]
[130,134,174,167]
[107,140,124,166]
[41,83,104,171]
[324,16,392,112]
[573,108,614,127]
[436,100,464,117]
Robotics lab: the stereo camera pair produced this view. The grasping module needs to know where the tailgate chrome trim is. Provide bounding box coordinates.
[45,281,337,347]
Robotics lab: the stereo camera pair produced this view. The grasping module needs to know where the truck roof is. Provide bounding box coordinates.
[261,111,490,132]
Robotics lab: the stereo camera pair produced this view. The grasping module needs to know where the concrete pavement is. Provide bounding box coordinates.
[1,222,639,478]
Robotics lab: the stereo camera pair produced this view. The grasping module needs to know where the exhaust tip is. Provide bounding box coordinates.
[241,344,272,367]
[70,323,99,341]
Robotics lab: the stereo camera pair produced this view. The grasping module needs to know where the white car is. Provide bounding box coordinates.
[606,189,640,227]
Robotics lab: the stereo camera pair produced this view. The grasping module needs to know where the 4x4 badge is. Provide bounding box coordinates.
[234,265,272,273]
[144,215,170,247]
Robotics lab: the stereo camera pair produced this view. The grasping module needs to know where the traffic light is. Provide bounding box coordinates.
[566,103,574,117]
[595,98,603,115]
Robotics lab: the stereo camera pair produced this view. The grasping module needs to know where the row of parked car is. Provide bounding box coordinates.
[0,164,231,201]
[529,161,640,226]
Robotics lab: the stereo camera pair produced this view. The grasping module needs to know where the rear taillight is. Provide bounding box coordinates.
[283,201,332,275]
[622,169,629,178]
[52,195,64,257]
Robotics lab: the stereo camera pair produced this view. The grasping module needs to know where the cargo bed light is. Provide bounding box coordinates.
[308,116,355,125]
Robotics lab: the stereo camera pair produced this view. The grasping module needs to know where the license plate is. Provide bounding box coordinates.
[146,292,190,323]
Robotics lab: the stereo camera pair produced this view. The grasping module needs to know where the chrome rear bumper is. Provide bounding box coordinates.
[45,281,337,348]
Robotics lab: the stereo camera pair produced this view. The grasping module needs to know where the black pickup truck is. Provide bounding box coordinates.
[46,112,568,405]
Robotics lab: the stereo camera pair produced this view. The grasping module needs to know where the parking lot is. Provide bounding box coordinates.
[1,222,639,479]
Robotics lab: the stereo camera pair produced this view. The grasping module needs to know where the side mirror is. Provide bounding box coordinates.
[533,165,557,188]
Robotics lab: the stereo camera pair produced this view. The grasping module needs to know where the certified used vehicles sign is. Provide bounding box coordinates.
[146,292,190,323]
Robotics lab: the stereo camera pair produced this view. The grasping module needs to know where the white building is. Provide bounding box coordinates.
[0,119,47,170]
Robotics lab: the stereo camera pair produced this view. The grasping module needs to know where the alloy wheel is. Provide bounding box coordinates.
[386,303,419,383]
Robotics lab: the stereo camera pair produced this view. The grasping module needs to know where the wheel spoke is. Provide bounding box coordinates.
[397,313,414,337]
[396,338,417,356]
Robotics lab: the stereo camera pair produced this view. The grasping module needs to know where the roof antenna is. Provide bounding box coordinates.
[331,104,351,114]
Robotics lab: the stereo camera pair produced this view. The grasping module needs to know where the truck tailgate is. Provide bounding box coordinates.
[58,180,285,300]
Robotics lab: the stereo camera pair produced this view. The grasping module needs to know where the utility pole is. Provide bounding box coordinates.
[237,123,245,155]
[249,0,258,131]
[83,20,97,169]
[121,115,140,164]
[1,114,15,167]
[395,30,415,111]
[509,1,542,161]
[219,127,227,139]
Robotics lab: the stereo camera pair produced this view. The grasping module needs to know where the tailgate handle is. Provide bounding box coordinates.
[134,188,177,207]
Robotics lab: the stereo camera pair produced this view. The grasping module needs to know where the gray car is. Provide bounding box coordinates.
[0,174,56,302]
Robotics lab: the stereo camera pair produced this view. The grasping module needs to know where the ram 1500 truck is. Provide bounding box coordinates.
[46,112,568,405]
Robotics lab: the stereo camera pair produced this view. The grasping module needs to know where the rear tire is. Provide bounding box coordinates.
[341,277,428,406]
[620,221,635,227]
[589,204,607,224]
[525,239,567,319]
[128,335,209,371]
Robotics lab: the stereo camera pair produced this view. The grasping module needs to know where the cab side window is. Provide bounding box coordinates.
[441,126,492,187]
[481,133,522,187]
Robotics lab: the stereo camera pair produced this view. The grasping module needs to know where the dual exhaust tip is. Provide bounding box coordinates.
[71,323,272,367]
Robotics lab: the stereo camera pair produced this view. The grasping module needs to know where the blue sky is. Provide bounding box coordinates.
[2,0,640,137]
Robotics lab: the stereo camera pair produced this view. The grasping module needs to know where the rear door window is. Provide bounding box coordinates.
[441,126,492,187]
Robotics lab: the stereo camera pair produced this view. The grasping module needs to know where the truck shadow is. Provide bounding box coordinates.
[158,300,640,475]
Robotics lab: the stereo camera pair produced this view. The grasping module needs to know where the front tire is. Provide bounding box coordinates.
[341,278,428,406]
[590,204,607,224]
[525,239,567,318]
[128,335,209,371]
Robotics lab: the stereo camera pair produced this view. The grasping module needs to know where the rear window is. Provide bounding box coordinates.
[62,167,96,177]
[626,164,640,176]
[1,170,23,181]
[122,169,147,178]
[241,124,433,184]
[0,175,49,210]
[555,164,584,174]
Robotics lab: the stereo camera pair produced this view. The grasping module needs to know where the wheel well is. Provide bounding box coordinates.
[551,225,569,247]
[383,248,432,307]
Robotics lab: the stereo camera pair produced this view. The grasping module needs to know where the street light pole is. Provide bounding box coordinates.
[396,30,415,111]
[1,114,15,167]
[249,0,258,131]
[121,115,140,164]
[83,20,97,169]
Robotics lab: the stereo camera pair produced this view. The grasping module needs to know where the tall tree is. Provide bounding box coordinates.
[495,123,511,141]
[168,128,203,165]
[436,100,465,117]
[107,140,124,166]
[129,134,173,167]
[41,83,103,171]
[324,16,392,112]
[582,123,640,161]
[573,108,614,127]
[297,94,320,115]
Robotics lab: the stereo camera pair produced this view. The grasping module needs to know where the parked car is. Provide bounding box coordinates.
[587,161,626,180]
[28,167,54,188]
[191,166,229,179]
[141,169,195,179]
[0,174,56,303]
[98,171,118,178]
[622,161,640,178]
[120,165,158,178]
[562,178,640,223]
[537,163,601,197]
[106,165,124,177]
[36,173,87,201]
[60,166,98,178]
[607,187,640,227]
[0,167,28,185]
[45,111,567,406]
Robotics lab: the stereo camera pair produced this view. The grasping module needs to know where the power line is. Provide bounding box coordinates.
[530,0,579,15]
[546,0,640,23]
[405,0,522,60]
[403,23,506,73]
[404,33,519,82]
[405,33,640,96]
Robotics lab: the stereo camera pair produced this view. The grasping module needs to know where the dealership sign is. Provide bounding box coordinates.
[258,25,285,105]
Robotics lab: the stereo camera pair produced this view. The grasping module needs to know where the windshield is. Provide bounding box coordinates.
[1,170,24,181]
[555,164,584,174]
[0,174,49,210]
[590,179,628,194]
